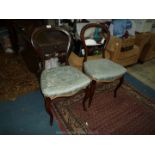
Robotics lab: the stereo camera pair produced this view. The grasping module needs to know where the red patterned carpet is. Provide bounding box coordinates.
[51,83,155,134]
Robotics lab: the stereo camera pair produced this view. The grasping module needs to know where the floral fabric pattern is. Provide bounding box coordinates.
[84,59,127,81]
[41,66,91,97]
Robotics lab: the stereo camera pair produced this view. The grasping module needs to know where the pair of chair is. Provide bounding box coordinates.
[31,23,127,126]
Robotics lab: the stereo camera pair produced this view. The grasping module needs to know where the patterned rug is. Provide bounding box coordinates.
[0,53,39,101]
[51,82,155,134]
[127,59,155,90]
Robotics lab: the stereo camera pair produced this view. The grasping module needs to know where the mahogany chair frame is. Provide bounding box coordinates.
[31,25,90,126]
[31,25,72,71]
[80,23,125,110]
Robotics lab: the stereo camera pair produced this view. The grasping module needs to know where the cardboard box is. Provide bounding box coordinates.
[134,19,154,33]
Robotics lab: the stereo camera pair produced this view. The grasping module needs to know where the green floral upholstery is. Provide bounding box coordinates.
[84,59,127,81]
[41,66,91,97]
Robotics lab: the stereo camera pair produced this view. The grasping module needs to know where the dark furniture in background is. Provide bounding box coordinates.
[0,19,48,76]
[0,20,19,52]
[12,19,48,76]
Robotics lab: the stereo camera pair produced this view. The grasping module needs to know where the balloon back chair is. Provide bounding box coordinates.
[80,23,127,110]
[31,25,91,125]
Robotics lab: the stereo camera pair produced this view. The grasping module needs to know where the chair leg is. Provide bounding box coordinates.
[114,76,124,98]
[45,97,53,126]
[82,85,90,111]
[88,80,97,108]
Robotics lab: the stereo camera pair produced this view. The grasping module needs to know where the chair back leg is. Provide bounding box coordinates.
[88,80,97,108]
[82,85,91,111]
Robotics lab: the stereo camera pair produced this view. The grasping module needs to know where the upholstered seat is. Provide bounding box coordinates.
[41,66,91,97]
[84,59,127,81]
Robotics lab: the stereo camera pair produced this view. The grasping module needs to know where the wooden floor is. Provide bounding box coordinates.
[127,59,155,90]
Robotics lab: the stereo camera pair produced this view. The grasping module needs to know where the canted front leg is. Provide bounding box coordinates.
[45,97,53,126]
[114,76,124,98]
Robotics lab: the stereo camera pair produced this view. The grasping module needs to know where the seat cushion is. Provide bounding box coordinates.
[84,59,127,81]
[41,66,91,97]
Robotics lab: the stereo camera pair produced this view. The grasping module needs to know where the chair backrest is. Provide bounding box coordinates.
[80,23,110,62]
[31,25,72,69]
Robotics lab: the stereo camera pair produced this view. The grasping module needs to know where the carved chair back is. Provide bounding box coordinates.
[31,25,72,70]
[80,23,110,62]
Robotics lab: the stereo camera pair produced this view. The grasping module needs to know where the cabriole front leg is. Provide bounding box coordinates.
[114,76,124,98]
